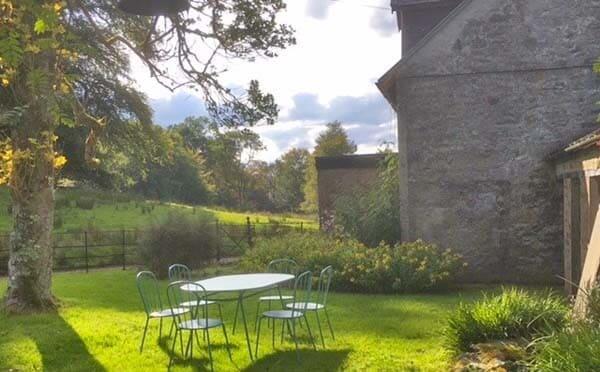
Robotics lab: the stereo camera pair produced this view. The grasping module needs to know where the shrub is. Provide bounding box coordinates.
[241,233,464,293]
[75,197,95,210]
[241,231,357,276]
[340,240,465,293]
[139,212,217,278]
[444,288,569,355]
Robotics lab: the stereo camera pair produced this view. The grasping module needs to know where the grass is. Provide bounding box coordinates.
[444,287,568,355]
[0,187,317,232]
[0,268,487,371]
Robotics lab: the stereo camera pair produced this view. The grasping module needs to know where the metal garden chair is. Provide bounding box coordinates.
[247,258,298,332]
[136,271,189,353]
[167,281,232,371]
[168,264,192,281]
[168,264,223,330]
[286,265,335,347]
[255,270,316,361]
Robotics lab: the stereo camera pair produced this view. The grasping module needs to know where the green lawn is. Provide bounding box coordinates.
[0,269,485,371]
[0,188,317,232]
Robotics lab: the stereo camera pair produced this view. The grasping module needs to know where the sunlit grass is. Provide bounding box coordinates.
[0,187,317,232]
[0,269,486,371]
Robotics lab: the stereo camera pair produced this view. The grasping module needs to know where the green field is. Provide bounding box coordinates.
[0,268,486,371]
[0,188,317,232]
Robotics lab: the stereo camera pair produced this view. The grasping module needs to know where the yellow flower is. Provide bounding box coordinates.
[54,155,67,170]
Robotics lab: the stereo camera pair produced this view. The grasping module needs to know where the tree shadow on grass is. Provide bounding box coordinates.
[243,349,351,372]
[0,313,105,371]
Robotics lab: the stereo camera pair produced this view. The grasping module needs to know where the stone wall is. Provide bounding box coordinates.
[391,0,600,283]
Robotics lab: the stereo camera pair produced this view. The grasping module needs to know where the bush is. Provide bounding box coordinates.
[444,288,569,355]
[241,232,356,276]
[340,240,465,293]
[139,212,217,278]
[75,197,95,210]
[241,233,464,293]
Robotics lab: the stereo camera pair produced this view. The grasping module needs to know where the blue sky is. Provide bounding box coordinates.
[136,0,403,162]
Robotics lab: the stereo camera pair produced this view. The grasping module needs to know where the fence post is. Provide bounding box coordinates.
[246,216,253,247]
[215,220,221,262]
[121,229,126,270]
[84,231,89,273]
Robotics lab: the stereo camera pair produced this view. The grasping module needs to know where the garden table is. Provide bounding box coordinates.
[181,273,294,360]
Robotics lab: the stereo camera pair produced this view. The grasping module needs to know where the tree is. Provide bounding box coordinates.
[302,121,356,213]
[0,1,294,312]
[169,117,213,154]
[205,129,264,208]
[272,148,309,211]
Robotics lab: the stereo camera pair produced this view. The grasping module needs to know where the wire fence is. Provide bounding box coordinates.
[0,218,310,275]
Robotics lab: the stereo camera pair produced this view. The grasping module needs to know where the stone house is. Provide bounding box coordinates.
[316,153,388,227]
[377,0,600,283]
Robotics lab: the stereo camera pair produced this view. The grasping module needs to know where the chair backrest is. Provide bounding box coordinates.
[268,259,298,290]
[317,266,333,307]
[292,271,312,312]
[168,264,191,281]
[267,258,298,275]
[136,271,163,316]
[167,281,208,329]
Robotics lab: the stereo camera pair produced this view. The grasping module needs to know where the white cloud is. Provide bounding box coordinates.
[135,0,402,161]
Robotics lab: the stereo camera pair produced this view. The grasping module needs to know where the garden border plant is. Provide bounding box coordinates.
[241,231,465,294]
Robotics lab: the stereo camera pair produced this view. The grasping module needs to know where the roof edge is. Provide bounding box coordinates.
[315,153,392,170]
[376,0,473,108]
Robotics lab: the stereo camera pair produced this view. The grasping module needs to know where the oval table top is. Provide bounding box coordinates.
[181,273,294,293]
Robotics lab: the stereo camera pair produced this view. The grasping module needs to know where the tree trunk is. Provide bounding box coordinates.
[5,54,57,313]
[6,171,56,313]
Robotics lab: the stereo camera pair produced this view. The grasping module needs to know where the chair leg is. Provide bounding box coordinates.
[272,316,276,348]
[217,303,224,324]
[303,314,317,350]
[222,324,233,361]
[291,319,300,362]
[179,325,185,355]
[315,310,325,348]
[232,299,240,334]
[254,300,261,331]
[195,328,202,349]
[324,308,335,340]
[206,329,214,372]
[201,307,207,342]
[140,317,150,353]
[159,317,163,339]
[168,318,175,339]
[255,316,264,358]
[168,328,178,370]
[184,331,193,361]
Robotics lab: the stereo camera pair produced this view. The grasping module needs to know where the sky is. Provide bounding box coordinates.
[132,0,403,162]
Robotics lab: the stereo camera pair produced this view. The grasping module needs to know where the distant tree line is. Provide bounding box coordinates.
[56,118,358,213]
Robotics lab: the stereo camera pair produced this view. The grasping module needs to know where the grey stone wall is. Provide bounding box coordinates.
[392,0,600,283]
